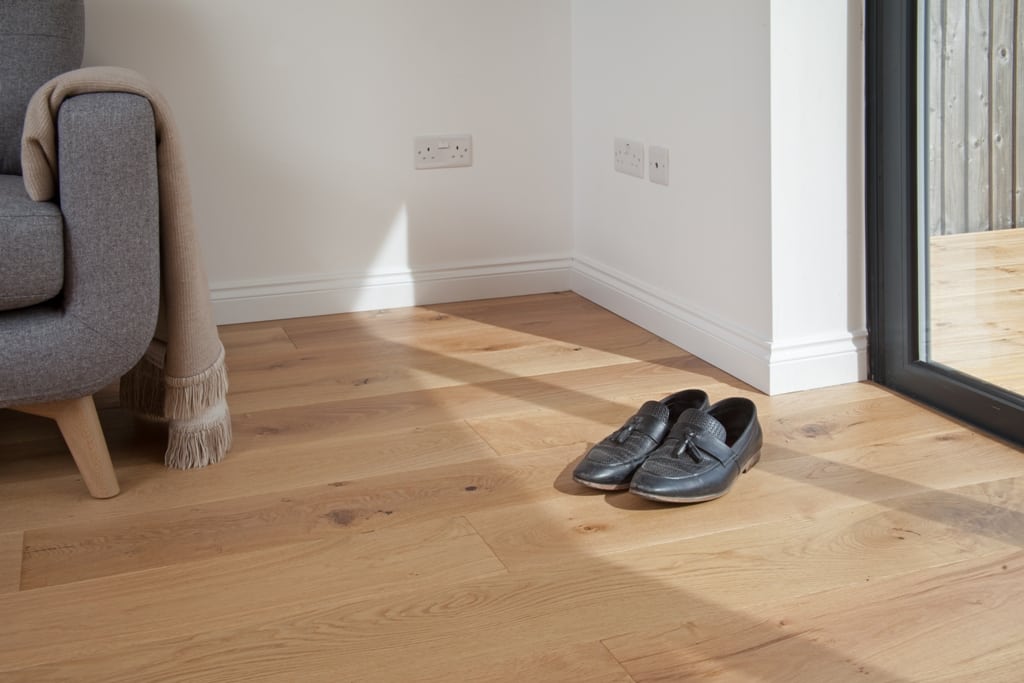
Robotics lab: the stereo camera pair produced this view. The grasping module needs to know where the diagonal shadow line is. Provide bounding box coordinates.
[764,445,1024,550]
[420,295,689,369]
[306,341,731,429]
[402,314,1024,553]
[367,312,1024,555]
[605,439,1024,551]
[362,334,917,681]
[386,308,745,397]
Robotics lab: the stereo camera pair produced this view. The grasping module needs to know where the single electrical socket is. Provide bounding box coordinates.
[649,145,669,186]
[414,134,473,170]
[614,138,644,178]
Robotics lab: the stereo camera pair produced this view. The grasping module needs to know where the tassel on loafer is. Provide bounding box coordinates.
[572,389,710,491]
[629,397,763,503]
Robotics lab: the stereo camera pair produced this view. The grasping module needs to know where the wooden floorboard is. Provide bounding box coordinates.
[1,292,1023,681]
[604,550,1024,682]
[0,532,22,594]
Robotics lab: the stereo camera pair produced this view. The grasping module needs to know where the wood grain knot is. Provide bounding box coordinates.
[800,422,835,439]
[324,509,358,526]
[481,343,518,352]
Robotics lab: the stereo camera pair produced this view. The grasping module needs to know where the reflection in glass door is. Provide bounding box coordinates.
[921,0,1024,398]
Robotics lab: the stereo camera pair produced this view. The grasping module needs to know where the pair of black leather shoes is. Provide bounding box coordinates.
[572,390,763,503]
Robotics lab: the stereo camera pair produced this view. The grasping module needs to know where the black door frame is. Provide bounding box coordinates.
[865,0,1024,447]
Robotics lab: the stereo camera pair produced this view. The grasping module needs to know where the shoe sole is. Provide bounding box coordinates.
[629,449,761,504]
[572,476,630,491]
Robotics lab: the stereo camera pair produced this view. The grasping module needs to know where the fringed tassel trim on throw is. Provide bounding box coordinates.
[123,343,234,468]
[165,400,233,469]
[164,346,229,421]
[119,352,167,420]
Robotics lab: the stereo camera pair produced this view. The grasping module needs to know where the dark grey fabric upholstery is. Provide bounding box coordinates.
[0,175,64,310]
[0,1,85,175]
[0,93,160,407]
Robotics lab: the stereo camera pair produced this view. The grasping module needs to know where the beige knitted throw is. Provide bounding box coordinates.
[21,66,231,469]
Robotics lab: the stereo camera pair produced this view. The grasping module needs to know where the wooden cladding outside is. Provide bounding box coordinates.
[926,0,1024,234]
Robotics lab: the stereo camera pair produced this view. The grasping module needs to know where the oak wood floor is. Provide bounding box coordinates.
[2,292,1024,682]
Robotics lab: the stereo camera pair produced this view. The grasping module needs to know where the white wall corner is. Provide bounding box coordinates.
[766,0,867,395]
[211,256,573,325]
[571,256,773,393]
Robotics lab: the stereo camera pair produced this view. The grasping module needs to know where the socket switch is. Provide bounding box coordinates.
[648,146,669,186]
[614,138,644,178]
[415,134,473,170]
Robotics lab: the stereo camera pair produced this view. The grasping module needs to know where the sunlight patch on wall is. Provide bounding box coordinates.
[354,203,411,310]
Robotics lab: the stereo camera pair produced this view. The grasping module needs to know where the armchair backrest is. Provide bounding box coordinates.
[0,0,84,176]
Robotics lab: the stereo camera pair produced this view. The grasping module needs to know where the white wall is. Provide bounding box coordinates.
[571,0,865,394]
[84,0,865,394]
[84,0,574,322]
[571,0,776,388]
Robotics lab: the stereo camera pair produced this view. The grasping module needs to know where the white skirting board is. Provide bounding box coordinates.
[570,256,867,395]
[764,331,869,395]
[211,254,866,395]
[210,256,574,325]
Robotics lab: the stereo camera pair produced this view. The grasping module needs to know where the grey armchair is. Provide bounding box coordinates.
[0,1,160,497]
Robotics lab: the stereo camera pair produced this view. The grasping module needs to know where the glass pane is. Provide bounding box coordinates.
[921,0,1024,398]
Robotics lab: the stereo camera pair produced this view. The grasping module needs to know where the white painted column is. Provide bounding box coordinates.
[767,0,867,393]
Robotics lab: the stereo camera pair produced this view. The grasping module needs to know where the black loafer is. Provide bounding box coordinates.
[629,397,762,503]
[572,389,710,490]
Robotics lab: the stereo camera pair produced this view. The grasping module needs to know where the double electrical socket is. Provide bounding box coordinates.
[415,134,472,170]
[614,138,644,178]
[614,138,669,186]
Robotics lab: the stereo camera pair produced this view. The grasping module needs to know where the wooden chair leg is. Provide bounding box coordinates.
[14,396,120,499]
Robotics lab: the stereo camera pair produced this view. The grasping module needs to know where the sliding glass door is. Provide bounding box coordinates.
[866,0,1024,446]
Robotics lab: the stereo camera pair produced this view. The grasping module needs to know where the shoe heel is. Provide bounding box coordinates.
[741,449,761,474]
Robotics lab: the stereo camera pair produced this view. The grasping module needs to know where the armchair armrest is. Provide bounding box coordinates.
[0,92,160,407]
[57,92,160,341]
